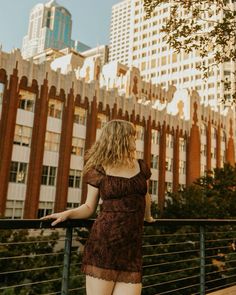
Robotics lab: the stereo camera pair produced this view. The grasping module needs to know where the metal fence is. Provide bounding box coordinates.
[0,219,236,295]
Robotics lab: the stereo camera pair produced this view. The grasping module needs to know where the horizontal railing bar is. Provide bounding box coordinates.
[143,248,198,258]
[0,238,64,246]
[1,218,236,230]
[143,257,200,268]
[0,277,62,290]
[206,273,236,284]
[205,237,236,243]
[205,245,231,251]
[143,265,200,278]
[206,266,236,276]
[0,251,64,260]
[205,230,236,235]
[142,273,200,288]
[142,240,199,248]
[156,282,200,295]
[143,232,200,238]
[68,286,86,291]
[0,264,63,276]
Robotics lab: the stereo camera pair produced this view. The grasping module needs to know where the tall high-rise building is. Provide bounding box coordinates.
[109,0,236,106]
[109,0,132,65]
[22,0,90,59]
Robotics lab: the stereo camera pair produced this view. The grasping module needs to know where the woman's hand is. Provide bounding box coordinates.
[144,216,157,223]
[40,211,70,226]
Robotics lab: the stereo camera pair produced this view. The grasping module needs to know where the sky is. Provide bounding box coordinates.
[0,0,120,52]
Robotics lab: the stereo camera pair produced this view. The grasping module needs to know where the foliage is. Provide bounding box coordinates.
[141,164,236,294]
[143,0,236,103]
[0,229,62,294]
[163,163,236,219]
[0,228,86,295]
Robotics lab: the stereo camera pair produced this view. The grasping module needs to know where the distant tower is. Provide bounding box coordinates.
[22,0,75,59]
[109,0,132,65]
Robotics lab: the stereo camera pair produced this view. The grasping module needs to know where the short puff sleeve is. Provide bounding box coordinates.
[84,166,104,188]
[139,159,152,180]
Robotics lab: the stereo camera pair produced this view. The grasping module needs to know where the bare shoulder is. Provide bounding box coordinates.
[104,160,140,178]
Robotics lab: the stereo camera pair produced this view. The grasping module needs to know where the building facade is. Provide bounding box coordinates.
[109,0,236,107]
[0,49,235,219]
[109,0,132,66]
[22,0,90,59]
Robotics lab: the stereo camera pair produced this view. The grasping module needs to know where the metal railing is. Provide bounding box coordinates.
[0,219,236,295]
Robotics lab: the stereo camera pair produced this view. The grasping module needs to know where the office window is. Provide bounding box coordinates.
[136,125,144,141]
[149,180,158,195]
[9,161,28,184]
[38,208,52,219]
[14,125,32,147]
[165,182,172,193]
[183,64,190,70]
[161,56,167,66]
[68,169,82,188]
[71,137,85,156]
[165,157,173,172]
[151,130,160,144]
[172,53,177,63]
[179,160,186,174]
[48,99,63,119]
[166,134,174,148]
[179,138,186,152]
[18,90,36,112]
[41,166,57,186]
[141,62,146,71]
[201,144,207,156]
[151,154,158,169]
[74,107,87,125]
[45,131,60,152]
[0,83,4,105]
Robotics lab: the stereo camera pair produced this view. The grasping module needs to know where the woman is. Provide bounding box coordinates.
[42,119,154,295]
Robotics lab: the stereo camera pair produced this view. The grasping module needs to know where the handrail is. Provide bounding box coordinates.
[0,218,236,229]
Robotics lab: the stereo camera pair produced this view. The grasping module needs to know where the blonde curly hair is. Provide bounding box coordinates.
[83,119,136,175]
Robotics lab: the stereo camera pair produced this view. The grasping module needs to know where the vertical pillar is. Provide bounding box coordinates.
[173,127,180,193]
[0,69,8,161]
[158,122,166,214]
[206,120,211,172]
[111,103,118,119]
[216,124,221,168]
[226,119,235,166]
[186,102,201,186]
[144,116,152,166]
[54,89,75,212]
[0,68,19,216]
[24,78,49,218]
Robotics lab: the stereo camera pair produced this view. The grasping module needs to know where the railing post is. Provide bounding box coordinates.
[200,225,205,295]
[61,227,73,295]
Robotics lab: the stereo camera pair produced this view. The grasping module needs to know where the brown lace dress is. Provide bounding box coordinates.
[81,159,151,283]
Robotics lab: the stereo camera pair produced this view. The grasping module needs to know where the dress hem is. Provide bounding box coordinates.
[81,264,142,284]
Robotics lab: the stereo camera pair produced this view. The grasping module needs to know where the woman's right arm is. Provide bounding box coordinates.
[41,184,99,226]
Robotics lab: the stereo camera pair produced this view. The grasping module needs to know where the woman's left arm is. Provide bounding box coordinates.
[144,182,155,222]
